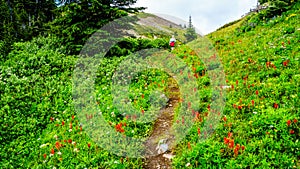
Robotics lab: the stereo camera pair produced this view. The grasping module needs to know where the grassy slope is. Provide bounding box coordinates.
[172,3,300,168]
[1,3,299,169]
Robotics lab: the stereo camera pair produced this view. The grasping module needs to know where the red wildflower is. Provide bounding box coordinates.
[141,94,144,99]
[234,147,239,156]
[72,115,75,120]
[236,80,238,85]
[228,132,233,138]
[236,144,240,150]
[283,61,288,66]
[68,139,72,144]
[223,116,227,122]
[241,145,245,151]
[224,137,230,144]
[287,120,291,126]
[43,154,47,159]
[115,123,125,133]
[50,117,54,122]
[281,42,285,46]
[238,105,242,110]
[233,104,237,109]
[141,109,145,115]
[50,148,55,155]
[80,126,82,131]
[88,143,91,149]
[251,100,255,106]
[187,142,191,150]
[294,119,298,123]
[273,103,279,109]
[231,85,234,89]
[198,128,201,136]
[229,139,234,149]
[55,141,61,150]
[266,62,271,67]
[62,121,65,126]
[255,90,259,95]
[290,130,295,134]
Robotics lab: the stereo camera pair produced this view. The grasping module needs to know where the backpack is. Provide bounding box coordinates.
[170,41,175,47]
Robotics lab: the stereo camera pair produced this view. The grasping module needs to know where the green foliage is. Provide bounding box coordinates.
[0,37,76,168]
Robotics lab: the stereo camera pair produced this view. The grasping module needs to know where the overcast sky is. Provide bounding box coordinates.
[133,0,258,35]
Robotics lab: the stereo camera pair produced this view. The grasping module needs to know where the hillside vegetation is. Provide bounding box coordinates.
[0,1,299,168]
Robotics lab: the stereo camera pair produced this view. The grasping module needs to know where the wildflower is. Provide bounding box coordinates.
[55,141,61,150]
[80,126,83,131]
[57,151,62,155]
[236,144,240,150]
[273,103,279,109]
[115,123,125,133]
[224,137,230,144]
[88,143,91,149]
[40,144,48,148]
[68,139,72,144]
[251,100,255,106]
[241,145,245,151]
[141,109,145,115]
[223,116,227,122]
[255,90,259,95]
[229,139,234,149]
[72,115,75,120]
[294,119,298,123]
[253,112,257,114]
[197,128,201,136]
[287,120,291,126]
[283,61,288,66]
[238,105,242,110]
[43,154,47,159]
[234,147,239,156]
[187,142,191,150]
[141,94,144,99]
[50,148,55,155]
[236,80,238,85]
[50,117,54,122]
[62,121,65,126]
[290,130,295,134]
[74,148,79,152]
[233,104,237,108]
[228,132,233,138]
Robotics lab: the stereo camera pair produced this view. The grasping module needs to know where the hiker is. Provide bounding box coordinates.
[169,35,176,50]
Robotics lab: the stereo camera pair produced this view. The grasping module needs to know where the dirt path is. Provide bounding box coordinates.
[143,79,180,169]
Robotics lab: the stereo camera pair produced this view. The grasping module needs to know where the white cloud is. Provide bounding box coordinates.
[133,0,257,34]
